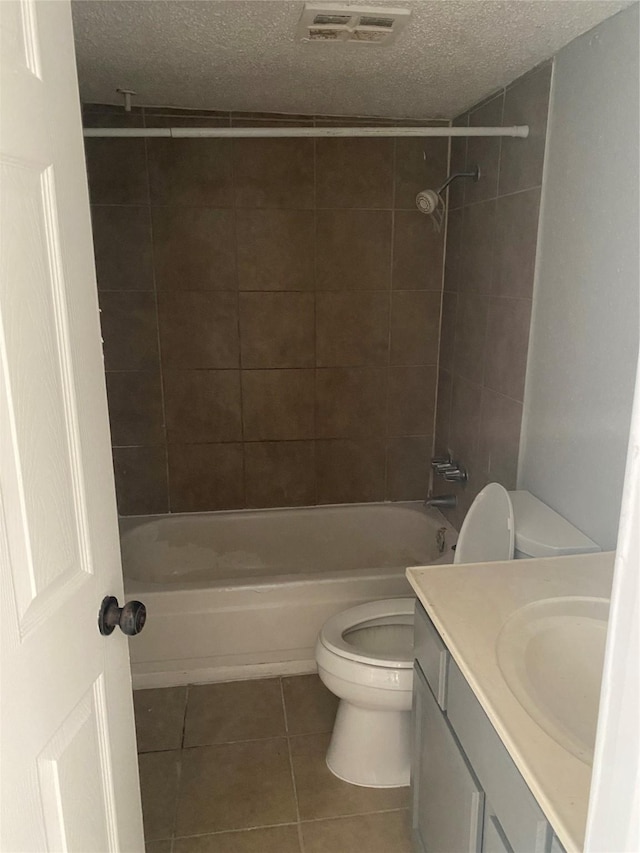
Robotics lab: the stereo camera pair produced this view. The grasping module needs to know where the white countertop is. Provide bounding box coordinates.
[406,551,615,852]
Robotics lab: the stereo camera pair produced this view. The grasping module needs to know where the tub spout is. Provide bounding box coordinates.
[424,494,457,510]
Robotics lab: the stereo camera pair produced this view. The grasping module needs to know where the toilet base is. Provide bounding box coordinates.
[325,700,411,788]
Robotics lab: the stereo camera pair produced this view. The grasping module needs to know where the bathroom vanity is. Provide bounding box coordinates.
[407,551,615,853]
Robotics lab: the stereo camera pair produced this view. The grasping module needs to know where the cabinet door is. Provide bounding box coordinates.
[412,664,484,853]
[483,805,514,853]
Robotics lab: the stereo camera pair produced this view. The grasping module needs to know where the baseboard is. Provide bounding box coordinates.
[131,657,317,689]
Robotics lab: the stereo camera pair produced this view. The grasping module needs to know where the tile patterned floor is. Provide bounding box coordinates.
[135,675,412,852]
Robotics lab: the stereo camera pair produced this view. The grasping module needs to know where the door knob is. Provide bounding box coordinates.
[98,596,146,636]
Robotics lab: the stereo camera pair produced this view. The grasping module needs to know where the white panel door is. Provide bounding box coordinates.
[0,1,144,850]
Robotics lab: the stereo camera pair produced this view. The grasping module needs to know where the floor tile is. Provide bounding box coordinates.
[282,675,338,736]
[134,687,187,753]
[301,810,412,853]
[173,825,301,853]
[145,841,172,853]
[183,679,285,747]
[138,750,181,841]
[175,739,297,835]
[290,733,409,820]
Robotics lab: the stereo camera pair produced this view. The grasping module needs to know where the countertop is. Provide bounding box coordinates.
[406,551,615,852]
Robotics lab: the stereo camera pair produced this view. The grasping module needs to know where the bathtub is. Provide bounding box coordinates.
[121,501,456,688]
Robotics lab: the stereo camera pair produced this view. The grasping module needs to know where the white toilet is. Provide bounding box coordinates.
[315,484,600,788]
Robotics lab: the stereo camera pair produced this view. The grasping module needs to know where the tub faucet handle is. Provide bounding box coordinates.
[431,455,451,469]
[443,467,468,483]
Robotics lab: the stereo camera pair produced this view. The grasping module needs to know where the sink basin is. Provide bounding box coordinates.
[496,596,609,765]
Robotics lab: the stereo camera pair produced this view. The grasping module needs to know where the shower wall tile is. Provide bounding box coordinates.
[242,370,315,441]
[87,107,447,513]
[239,292,315,368]
[438,292,457,373]
[168,443,244,512]
[98,291,160,372]
[386,436,432,501]
[85,138,148,205]
[448,375,482,464]
[316,210,392,291]
[465,93,504,205]
[392,211,444,291]
[453,293,489,385]
[436,64,550,527]
[443,207,463,293]
[478,388,523,490]
[448,113,469,211]
[163,370,242,443]
[91,205,154,291]
[147,139,234,206]
[499,62,553,196]
[82,107,144,129]
[233,138,314,208]
[316,138,394,209]
[433,369,452,457]
[244,442,316,508]
[315,439,386,504]
[388,366,437,436]
[394,138,448,210]
[158,291,240,369]
[316,291,389,367]
[112,446,169,516]
[492,188,541,299]
[235,210,315,291]
[152,207,237,291]
[390,291,441,366]
[315,367,387,439]
[459,199,496,293]
[483,297,532,401]
[106,371,164,447]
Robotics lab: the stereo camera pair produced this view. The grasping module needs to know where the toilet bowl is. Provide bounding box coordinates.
[315,484,601,788]
[315,598,415,788]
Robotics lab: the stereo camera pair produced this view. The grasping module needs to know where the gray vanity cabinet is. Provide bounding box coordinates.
[412,602,555,853]
[412,664,484,852]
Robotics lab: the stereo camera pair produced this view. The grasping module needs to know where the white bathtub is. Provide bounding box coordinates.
[121,502,456,688]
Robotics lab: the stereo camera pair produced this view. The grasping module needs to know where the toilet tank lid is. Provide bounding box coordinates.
[508,491,600,557]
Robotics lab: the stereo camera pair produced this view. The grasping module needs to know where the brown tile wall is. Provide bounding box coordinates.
[84,106,447,514]
[434,62,552,528]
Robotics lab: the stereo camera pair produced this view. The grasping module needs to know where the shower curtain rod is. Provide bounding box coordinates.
[83,125,529,139]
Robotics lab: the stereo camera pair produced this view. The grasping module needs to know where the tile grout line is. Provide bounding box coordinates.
[169,806,411,841]
[312,136,318,508]
[170,684,191,849]
[229,136,247,511]
[279,678,305,853]
[384,138,397,501]
[142,133,171,516]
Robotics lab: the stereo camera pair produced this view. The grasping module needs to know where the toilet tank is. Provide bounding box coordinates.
[508,491,600,559]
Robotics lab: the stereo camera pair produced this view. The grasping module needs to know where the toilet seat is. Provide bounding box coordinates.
[318,598,415,669]
[454,482,515,564]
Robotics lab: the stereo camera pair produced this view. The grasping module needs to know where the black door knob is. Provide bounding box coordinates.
[98,596,146,636]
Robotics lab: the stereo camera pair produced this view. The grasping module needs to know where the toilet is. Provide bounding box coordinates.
[315,484,600,788]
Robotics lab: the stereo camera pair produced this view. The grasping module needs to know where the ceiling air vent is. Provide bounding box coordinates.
[297,4,411,44]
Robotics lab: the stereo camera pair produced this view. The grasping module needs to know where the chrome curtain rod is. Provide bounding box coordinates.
[83,125,529,139]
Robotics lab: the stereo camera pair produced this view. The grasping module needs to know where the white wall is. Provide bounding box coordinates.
[518,5,639,550]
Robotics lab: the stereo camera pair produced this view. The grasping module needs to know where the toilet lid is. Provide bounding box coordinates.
[454,483,514,564]
[319,598,415,668]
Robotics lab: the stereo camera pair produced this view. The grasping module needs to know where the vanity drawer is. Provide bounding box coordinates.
[414,602,449,710]
[447,661,553,853]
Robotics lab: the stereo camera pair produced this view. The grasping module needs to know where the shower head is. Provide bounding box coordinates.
[415,188,441,215]
[415,164,481,231]
[416,188,445,231]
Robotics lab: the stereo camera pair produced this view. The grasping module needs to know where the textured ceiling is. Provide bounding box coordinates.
[71,0,631,119]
